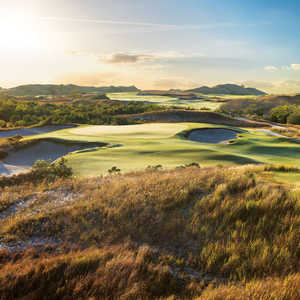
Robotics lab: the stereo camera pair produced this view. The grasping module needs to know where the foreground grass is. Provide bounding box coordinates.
[0,165,299,298]
[29,122,300,176]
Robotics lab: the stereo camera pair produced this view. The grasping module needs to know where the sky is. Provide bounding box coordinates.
[1,0,300,94]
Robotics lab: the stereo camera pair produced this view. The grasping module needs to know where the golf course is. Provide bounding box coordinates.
[107,92,223,110]
[7,121,297,177]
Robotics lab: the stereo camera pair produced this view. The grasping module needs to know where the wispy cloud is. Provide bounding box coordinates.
[264,64,300,71]
[264,65,278,71]
[290,64,300,71]
[42,16,237,31]
[70,51,204,64]
[101,53,155,64]
[243,80,300,94]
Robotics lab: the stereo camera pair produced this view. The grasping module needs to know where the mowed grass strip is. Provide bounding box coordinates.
[25,122,300,176]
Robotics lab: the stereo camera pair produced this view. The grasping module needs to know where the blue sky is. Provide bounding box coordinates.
[1,0,300,93]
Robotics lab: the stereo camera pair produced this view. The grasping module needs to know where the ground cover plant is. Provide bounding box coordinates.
[0,165,299,299]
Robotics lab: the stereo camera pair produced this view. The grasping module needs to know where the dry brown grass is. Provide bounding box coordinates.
[272,127,300,139]
[0,165,299,298]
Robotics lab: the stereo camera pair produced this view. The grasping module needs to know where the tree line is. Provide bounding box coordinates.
[0,98,165,128]
[270,105,300,124]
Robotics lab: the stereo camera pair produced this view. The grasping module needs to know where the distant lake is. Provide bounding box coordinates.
[0,125,74,138]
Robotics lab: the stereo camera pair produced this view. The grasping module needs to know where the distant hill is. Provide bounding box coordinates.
[186,84,267,96]
[1,84,140,96]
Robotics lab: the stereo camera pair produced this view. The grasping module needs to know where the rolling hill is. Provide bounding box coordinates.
[0,84,140,96]
[186,84,266,95]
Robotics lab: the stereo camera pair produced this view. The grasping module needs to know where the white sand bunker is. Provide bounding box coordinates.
[187,128,238,144]
[0,140,100,176]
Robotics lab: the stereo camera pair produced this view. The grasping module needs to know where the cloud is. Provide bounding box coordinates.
[242,80,300,94]
[264,65,278,71]
[290,64,300,71]
[55,72,120,86]
[280,64,300,71]
[42,16,238,32]
[152,77,198,90]
[263,64,300,71]
[101,53,155,64]
[242,81,275,90]
[99,51,204,64]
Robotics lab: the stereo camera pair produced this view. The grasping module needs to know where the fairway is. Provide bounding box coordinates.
[107,92,222,111]
[30,123,300,176]
[70,123,187,139]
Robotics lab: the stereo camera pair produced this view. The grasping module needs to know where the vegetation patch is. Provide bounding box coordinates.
[0,165,299,298]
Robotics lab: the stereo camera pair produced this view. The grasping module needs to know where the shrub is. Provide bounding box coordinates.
[108,166,121,174]
[287,108,300,124]
[146,164,163,171]
[176,162,200,169]
[0,150,8,160]
[0,158,72,187]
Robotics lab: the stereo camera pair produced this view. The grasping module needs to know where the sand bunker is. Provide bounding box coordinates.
[0,125,75,138]
[0,140,101,176]
[187,128,238,144]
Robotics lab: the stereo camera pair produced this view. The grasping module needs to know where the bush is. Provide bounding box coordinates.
[146,164,163,171]
[176,162,200,169]
[108,166,121,174]
[287,108,300,124]
[0,158,72,187]
[33,158,73,180]
[0,150,8,160]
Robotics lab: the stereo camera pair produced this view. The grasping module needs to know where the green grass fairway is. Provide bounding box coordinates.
[107,92,222,111]
[30,123,300,176]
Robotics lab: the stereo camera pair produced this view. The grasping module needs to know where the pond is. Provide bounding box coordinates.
[0,139,102,176]
[0,125,75,138]
[187,128,238,144]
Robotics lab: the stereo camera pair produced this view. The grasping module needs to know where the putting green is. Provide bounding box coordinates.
[30,123,300,176]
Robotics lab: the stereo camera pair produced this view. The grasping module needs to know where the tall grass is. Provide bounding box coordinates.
[0,165,299,298]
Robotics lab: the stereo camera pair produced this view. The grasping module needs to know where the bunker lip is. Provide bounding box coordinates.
[186,128,240,144]
[0,138,107,176]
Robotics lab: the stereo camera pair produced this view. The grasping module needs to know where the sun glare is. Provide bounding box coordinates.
[0,12,40,52]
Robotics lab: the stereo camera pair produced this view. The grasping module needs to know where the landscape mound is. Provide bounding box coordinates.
[186,83,266,95]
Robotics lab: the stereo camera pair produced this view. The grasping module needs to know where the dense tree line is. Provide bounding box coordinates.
[270,105,300,124]
[0,98,164,128]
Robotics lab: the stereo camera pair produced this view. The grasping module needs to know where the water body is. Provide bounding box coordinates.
[0,140,101,176]
[0,125,75,138]
[187,128,238,144]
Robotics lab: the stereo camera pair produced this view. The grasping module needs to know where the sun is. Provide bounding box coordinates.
[0,12,40,52]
